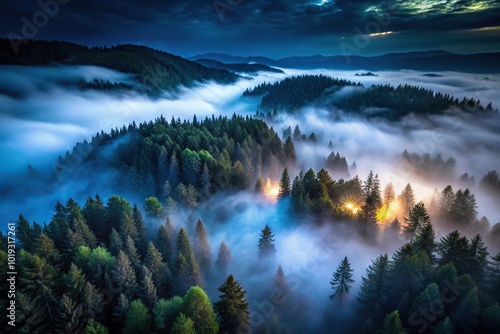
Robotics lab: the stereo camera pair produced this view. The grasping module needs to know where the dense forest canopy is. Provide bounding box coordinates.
[2,39,500,334]
[244,74,496,120]
[0,39,239,94]
[3,111,500,333]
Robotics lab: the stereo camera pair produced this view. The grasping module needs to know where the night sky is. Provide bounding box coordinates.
[2,0,500,57]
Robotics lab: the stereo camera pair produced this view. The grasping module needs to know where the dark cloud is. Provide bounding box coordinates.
[1,0,499,57]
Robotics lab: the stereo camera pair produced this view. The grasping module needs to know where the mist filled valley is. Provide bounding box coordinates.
[1,39,500,334]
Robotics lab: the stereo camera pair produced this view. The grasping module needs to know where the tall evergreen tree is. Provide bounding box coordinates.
[113,250,138,299]
[214,275,250,334]
[170,313,196,334]
[155,223,172,264]
[277,167,291,199]
[132,204,147,256]
[123,300,152,334]
[215,241,231,276]
[174,228,202,293]
[399,183,416,216]
[200,163,211,198]
[258,225,276,259]
[329,256,355,303]
[169,151,180,187]
[357,254,390,313]
[403,202,431,242]
[183,286,219,334]
[382,310,404,334]
[194,219,212,277]
[140,265,158,308]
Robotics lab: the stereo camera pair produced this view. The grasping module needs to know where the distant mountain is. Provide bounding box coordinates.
[191,50,500,73]
[189,53,277,65]
[195,59,284,74]
[0,39,239,95]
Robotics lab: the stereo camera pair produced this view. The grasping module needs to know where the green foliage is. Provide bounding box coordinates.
[183,286,219,334]
[403,202,431,241]
[330,256,355,302]
[170,313,196,334]
[215,241,231,276]
[0,39,238,94]
[277,167,291,199]
[194,219,212,277]
[243,74,360,112]
[153,296,184,331]
[123,300,152,334]
[175,228,202,293]
[258,225,276,259]
[83,319,109,334]
[358,254,390,316]
[382,310,404,334]
[214,275,250,334]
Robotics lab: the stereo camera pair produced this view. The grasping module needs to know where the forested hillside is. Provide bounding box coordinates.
[0,39,238,94]
[244,75,496,120]
[52,114,294,202]
[3,113,500,333]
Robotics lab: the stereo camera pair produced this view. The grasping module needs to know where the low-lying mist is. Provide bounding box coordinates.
[2,63,500,332]
[2,63,499,230]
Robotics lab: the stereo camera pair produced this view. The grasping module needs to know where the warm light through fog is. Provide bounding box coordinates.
[342,199,361,215]
[376,200,400,225]
[263,178,280,203]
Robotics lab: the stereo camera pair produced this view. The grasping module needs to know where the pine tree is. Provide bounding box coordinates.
[274,265,289,294]
[169,151,180,187]
[155,223,172,264]
[113,250,138,299]
[283,137,297,164]
[123,300,152,334]
[18,250,59,332]
[450,288,480,332]
[175,228,202,293]
[112,293,129,325]
[214,275,250,334]
[277,167,291,199]
[399,183,416,215]
[215,241,231,276]
[33,232,60,264]
[145,242,170,298]
[63,263,87,300]
[83,195,106,243]
[330,256,355,303]
[201,163,211,198]
[132,204,147,256]
[383,183,396,207]
[17,214,35,251]
[434,317,453,334]
[403,202,431,242]
[109,228,124,256]
[153,296,184,331]
[258,225,276,259]
[83,319,109,334]
[170,313,196,334]
[468,234,489,285]
[437,231,470,275]
[194,219,212,277]
[183,286,219,334]
[140,266,158,308]
[124,235,141,271]
[357,254,390,313]
[413,215,436,263]
[382,310,404,334]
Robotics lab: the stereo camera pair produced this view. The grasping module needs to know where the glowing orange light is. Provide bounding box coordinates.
[263,178,280,203]
[377,200,400,225]
[343,201,360,215]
